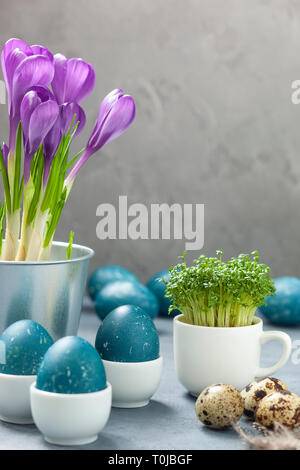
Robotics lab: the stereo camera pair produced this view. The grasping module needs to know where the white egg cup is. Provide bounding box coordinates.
[0,373,36,424]
[102,356,163,408]
[30,382,112,446]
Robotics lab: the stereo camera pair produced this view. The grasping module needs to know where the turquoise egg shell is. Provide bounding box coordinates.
[36,336,107,394]
[0,320,54,376]
[259,276,300,325]
[95,305,159,362]
[88,265,139,300]
[146,269,180,317]
[95,280,159,320]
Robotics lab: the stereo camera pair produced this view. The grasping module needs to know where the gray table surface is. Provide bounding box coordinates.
[0,299,299,451]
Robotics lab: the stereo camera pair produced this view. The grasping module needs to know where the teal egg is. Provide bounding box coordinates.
[0,320,53,375]
[146,269,180,317]
[88,265,139,300]
[95,280,159,320]
[36,336,107,394]
[95,305,159,362]
[259,276,300,325]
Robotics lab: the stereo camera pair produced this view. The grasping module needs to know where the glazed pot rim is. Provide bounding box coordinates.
[31,381,111,399]
[0,240,94,266]
[102,356,163,366]
[174,314,262,330]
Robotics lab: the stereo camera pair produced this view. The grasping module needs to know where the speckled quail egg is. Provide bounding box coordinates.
[255,390,300,429]
[195,384,244,429]
[241,377,289,419]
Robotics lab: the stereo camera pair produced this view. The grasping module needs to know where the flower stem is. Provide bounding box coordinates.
[2,209,20,260]
[25,209,49,261]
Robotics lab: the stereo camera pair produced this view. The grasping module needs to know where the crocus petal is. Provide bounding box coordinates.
[20,86,57,154]
[51,53,67,105]
[95,88,123,124]
[61,102,86,137]
[28,100,59,156]
[27,85,56,103]
[52,54,95,105]
[3,49,28,114]
[30,45,53,62]
[22,99,59,183]
[1,38,32,89]
[44,115,62,159]
[20,90,42,145]
[12,55,55,119]
[87,89,123,146]
[64,58,95,104]
[1,143,9,169]
[43,116,62,183]
[88,94,135,151]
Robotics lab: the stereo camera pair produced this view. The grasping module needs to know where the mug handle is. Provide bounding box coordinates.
[255,330,292,378]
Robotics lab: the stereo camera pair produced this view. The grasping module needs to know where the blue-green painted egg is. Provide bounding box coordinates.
[259,276,300,325]
[95,305,159,362]
[146,269,180,317]
[36,336,106,394]
[88,265,139,300]
[95,280,159,320]
[0,320,53,375]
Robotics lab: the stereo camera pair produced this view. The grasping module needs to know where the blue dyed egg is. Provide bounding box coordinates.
[0,320,53,375]
[36,336,106,394]
[95,280,159,320]
[95,305,159,362]
[88,265,139,300]
[259,276,300,325]
[146,269,180,317]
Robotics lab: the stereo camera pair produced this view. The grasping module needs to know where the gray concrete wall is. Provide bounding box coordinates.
[1,0,300,280]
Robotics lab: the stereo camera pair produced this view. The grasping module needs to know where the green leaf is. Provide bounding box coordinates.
[0,201,6,256]
[41,121,79,215]
[43,187,67,247]
[13,122,22,211]
[0,146,11,213]
[66,231,74,259]
[65,148,85,171]
[26,145,44,226]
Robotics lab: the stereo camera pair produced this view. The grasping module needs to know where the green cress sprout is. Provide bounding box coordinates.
[164,250,276,327]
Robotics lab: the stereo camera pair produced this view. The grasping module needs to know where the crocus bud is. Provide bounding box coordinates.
[65,89,135,184]
[20,87,59,183]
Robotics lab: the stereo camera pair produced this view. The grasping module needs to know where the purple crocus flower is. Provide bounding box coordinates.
[20,86,59,183]
[65,89,135,185]
[1,38,55,150]
[1,38,32,113]
[52,53,95,105]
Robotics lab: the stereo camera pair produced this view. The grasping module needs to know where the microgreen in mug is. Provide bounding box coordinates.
[0,38,135,261]
[165,250,276,327]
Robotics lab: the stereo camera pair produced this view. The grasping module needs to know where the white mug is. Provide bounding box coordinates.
[173,315,291,396]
